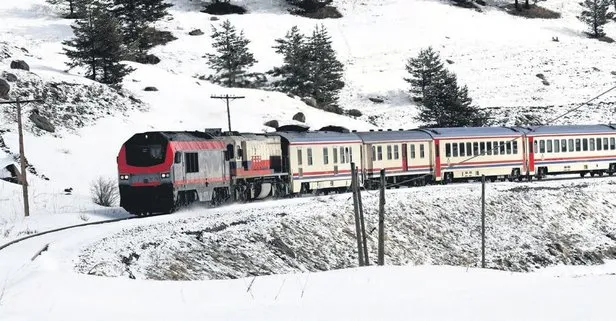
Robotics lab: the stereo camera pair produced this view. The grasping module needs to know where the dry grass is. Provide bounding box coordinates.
[505,4,561,19]
[90,176,119,207]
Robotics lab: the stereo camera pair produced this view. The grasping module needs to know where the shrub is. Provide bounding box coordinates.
[91,176,119,207]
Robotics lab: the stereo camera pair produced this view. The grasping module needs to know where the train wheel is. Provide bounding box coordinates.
[599,171,604,177]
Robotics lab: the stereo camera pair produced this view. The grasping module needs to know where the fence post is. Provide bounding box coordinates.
[351,162,364,266]
[481,174,486,268]
[378,169,386,265]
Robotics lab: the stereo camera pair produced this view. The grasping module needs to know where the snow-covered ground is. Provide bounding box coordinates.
[2,0,616,319]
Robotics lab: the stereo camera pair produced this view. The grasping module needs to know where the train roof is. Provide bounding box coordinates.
[354,130,432,143]
[515,124,616,135]
[271,131,362,144]
[419,126,522,138]
[157,131,217,141]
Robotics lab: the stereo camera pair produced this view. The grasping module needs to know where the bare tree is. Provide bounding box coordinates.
[90,176,119,207]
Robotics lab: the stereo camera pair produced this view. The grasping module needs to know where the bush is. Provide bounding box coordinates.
[91,176,119,207]
[347,109,362,117]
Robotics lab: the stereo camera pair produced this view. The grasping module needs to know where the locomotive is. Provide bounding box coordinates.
[117,124,616,215]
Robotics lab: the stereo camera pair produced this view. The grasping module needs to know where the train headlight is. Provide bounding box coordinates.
[119,174,129,180]
[161,173,170,178]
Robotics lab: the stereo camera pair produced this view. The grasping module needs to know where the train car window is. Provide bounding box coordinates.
[589,138,595,151]
[297,149,303,166]
[506,141,512,154]
[237,147,242,159]
[323,147,329,165]
[225,144,234,160]
[371,146,375,161]
[604,138,609,150]
[493,141,499,155]
[554,140,559,153]
[349,147,353,162]
[340,146,345,163]
[445,143,451,157]
[568,139,574,152]
[499,141,506,154]
[174,151,182,164]
[185,152,199,173]
[378,146,383,160]
[513,141,518,154]
[575,139,581,152]
[561,139,567,152]
[459,143,465,157]
[333,147,338,164]
[387,145,393,160]
[539,140,545,153]
[307,148,313,166]
[394,145,399,159]
[582,139,588,151]
[533,140,538,154]
[596,138,602,151]
[466,142,472,156]
[420,144,425,158]
[611,137,616,150]
[410,145,415,159]
[486,142,492,155]
[453,143,459,157]
[546,140,552,153]
[480,142,486,155]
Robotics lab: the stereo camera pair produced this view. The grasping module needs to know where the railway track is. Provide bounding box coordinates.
[1,173,613,253]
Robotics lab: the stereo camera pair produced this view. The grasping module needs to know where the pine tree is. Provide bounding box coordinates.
[205,20,257,87]
[304,24,345,110]
[418,70,487,127]
[110,0,173,54]
[404,47,446,101]
[63,4,133,85]
[579,0,610,38]
[270,26,311,97]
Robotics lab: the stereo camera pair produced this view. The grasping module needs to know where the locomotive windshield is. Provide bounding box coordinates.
[125,132,168,167]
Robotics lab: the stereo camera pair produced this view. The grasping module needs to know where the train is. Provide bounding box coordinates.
[116,124,616,215]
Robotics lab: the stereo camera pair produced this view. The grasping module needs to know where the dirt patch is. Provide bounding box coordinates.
[504,4,561,19]
[202,2,247,15]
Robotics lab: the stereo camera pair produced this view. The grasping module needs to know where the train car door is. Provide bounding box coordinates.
[528,136,535,173]
[173,150,185,187]
[402,143,408,171]
[434,139,441,179]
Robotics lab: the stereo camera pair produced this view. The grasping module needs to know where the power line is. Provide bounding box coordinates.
[211,94,245,132]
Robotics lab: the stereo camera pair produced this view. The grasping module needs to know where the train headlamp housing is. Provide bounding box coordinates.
[119,174,129,180]
[161,173,171,179]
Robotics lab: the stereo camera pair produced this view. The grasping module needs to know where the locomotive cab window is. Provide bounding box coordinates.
[185,152,199,173]
[174,151,182,164]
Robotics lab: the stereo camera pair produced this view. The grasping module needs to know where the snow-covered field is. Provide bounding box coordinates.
[3,0,616,319]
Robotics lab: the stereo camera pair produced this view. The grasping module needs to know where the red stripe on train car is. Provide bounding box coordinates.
[174,177,228,185]
[292,169,353,176]
[169,140,225,151]
[538,154,616,162]
[290,141,362,146]
[441,159,525,167]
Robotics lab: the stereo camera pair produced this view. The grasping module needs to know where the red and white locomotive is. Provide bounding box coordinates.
[117,124,616,215]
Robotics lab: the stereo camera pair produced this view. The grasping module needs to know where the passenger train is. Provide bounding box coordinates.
[116,124,616,215]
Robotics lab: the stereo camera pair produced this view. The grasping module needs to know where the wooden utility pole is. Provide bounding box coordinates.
[378,169,386,265]
[0,97,43,217]
[356,166,369,265]
[350,162,365,266]
[481,174,486,268]
[210,94,245,132]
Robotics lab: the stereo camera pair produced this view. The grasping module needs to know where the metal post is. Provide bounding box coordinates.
[481,174,486,268]
[378,169,385,265]
[351,162,364,266]
[210,94,245,132]
[357,166,369,265]
[16,98,29,217]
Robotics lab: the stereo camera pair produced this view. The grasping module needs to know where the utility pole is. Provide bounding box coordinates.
[0,97,43,218]
[481,174,486,268]
[210,94,245,132]
[378,169,386,265]
[356,166,369,265]
[350,162,365,266]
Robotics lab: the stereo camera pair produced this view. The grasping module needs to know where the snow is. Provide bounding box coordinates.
[2,0,616,319]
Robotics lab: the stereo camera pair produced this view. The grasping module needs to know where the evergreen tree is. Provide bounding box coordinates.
[404,46,445,101]
[63,4,133,85]
[270,26,310,97]
[579,0,610,38]
[418,70,488,127]
[110,0,173,54]
[304,24,345,110]
[46,0,92,18]
[205,20,257,87]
